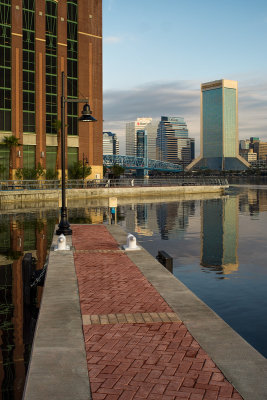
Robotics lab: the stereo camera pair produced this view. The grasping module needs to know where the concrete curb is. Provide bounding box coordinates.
[106,225,267,400]
[22,234,91,400]
[0,185,227,204]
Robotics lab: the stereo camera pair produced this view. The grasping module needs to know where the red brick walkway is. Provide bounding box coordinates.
[72,225,242,400]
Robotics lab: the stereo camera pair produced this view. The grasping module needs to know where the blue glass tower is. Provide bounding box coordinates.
[188,80,249,171]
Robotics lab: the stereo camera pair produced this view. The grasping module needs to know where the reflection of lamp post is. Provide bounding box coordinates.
[56,71,97,236]
[82,153,89,185]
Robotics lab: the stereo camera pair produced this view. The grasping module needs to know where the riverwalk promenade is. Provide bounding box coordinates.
[0,178,228,206]
[23,224,267,400]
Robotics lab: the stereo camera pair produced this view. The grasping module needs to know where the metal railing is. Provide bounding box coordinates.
[0,177,228,191]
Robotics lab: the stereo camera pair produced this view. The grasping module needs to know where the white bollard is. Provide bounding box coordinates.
[122,233,140,251]
[55,234,70,251]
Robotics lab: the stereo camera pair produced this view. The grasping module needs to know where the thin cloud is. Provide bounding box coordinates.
[104,36,122,44]
[107,0,115,11]
[104,81,200,154]
[239,81,267,141]
[103,80,267,154]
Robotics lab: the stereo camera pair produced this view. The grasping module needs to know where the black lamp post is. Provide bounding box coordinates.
[56,71,97,236]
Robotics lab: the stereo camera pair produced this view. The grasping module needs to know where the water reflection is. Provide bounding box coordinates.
[1,186,267,397]
[123,201,196,240]
[238,187,267,215]
[201,197,239,276]
[0,215,49,399]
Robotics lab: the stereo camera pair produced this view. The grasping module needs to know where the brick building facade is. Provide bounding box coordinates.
[0,0,103,179]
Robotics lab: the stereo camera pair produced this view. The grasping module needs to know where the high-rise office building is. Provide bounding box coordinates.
[136,130,147,159]
[126,118,158,159]
[103,131,119,155]
[0,0,103,179]
[251,139,267,161]
[242,148,257,163]
[187,79,249,171]
[156,116,194,165]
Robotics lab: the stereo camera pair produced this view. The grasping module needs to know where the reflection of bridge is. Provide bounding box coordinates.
[103,155,183,173]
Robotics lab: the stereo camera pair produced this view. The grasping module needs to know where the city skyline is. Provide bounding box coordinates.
[102,0,267,155]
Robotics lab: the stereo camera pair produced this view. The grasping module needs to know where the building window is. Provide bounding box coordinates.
[23,145,36,169]
[67,147,78,171]
[0,0,11,131]
[0,145,9,179]
[67,1,78,136]
[46,146,57,171]
[46,0,57,134]
[22,0,35,133]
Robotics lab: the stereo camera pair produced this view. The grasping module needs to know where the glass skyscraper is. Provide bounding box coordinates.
[156,116,193,165]
[188,80,249,171]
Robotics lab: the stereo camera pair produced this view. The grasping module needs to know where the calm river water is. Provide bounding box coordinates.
[0,184,267,398]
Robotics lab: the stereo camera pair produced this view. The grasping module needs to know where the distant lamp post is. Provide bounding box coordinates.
[56,71,97,236]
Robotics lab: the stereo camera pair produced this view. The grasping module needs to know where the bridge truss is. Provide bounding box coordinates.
[103,155,183,172]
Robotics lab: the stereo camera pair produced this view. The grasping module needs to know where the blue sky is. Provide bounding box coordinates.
[102,0,267,154]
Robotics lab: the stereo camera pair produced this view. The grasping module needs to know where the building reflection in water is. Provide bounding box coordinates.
[156,201,195,240]
[123,201,195,240]
[0,214,49,399]
[239,188,267,216]
[201,197,239,276]
[0,205,105,398]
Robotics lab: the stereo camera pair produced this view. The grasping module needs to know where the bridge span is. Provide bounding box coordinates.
[103,155,183,174]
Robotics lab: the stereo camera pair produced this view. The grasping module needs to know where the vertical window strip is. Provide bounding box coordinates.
[67,0,78,136]
[22,0,35,133]
[0,1,11,131]
[23,145,36,169]
[45,0,57,134]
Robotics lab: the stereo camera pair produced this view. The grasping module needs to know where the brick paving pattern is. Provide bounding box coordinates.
[82,313,181,325]
[73,225,243,400]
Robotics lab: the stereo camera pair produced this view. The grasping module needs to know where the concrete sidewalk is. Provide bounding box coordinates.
[24,224,267,400]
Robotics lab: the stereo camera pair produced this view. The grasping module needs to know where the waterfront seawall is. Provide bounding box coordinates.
[23,224,267,400]
[0,185,227,204]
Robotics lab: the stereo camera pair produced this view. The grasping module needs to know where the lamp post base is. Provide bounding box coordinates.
[56,207,72,235]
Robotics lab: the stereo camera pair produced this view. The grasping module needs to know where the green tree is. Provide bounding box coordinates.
[2,135,21,180]
[0,164,6,179]
[68,161,92,179]
[15,163,45,180]
[111,164,125,178]
[46,169,58,180]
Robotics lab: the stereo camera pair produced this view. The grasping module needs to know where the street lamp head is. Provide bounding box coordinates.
[79,103,97,122]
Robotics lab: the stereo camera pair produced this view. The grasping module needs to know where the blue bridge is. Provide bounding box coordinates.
[103,155,183,175]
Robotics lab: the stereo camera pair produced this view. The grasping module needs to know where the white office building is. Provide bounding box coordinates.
[103,132,120,155]
[126,118,159,159]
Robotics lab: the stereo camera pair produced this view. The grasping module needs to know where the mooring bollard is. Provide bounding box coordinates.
[55,234,70,251]
[122,233,140,251]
